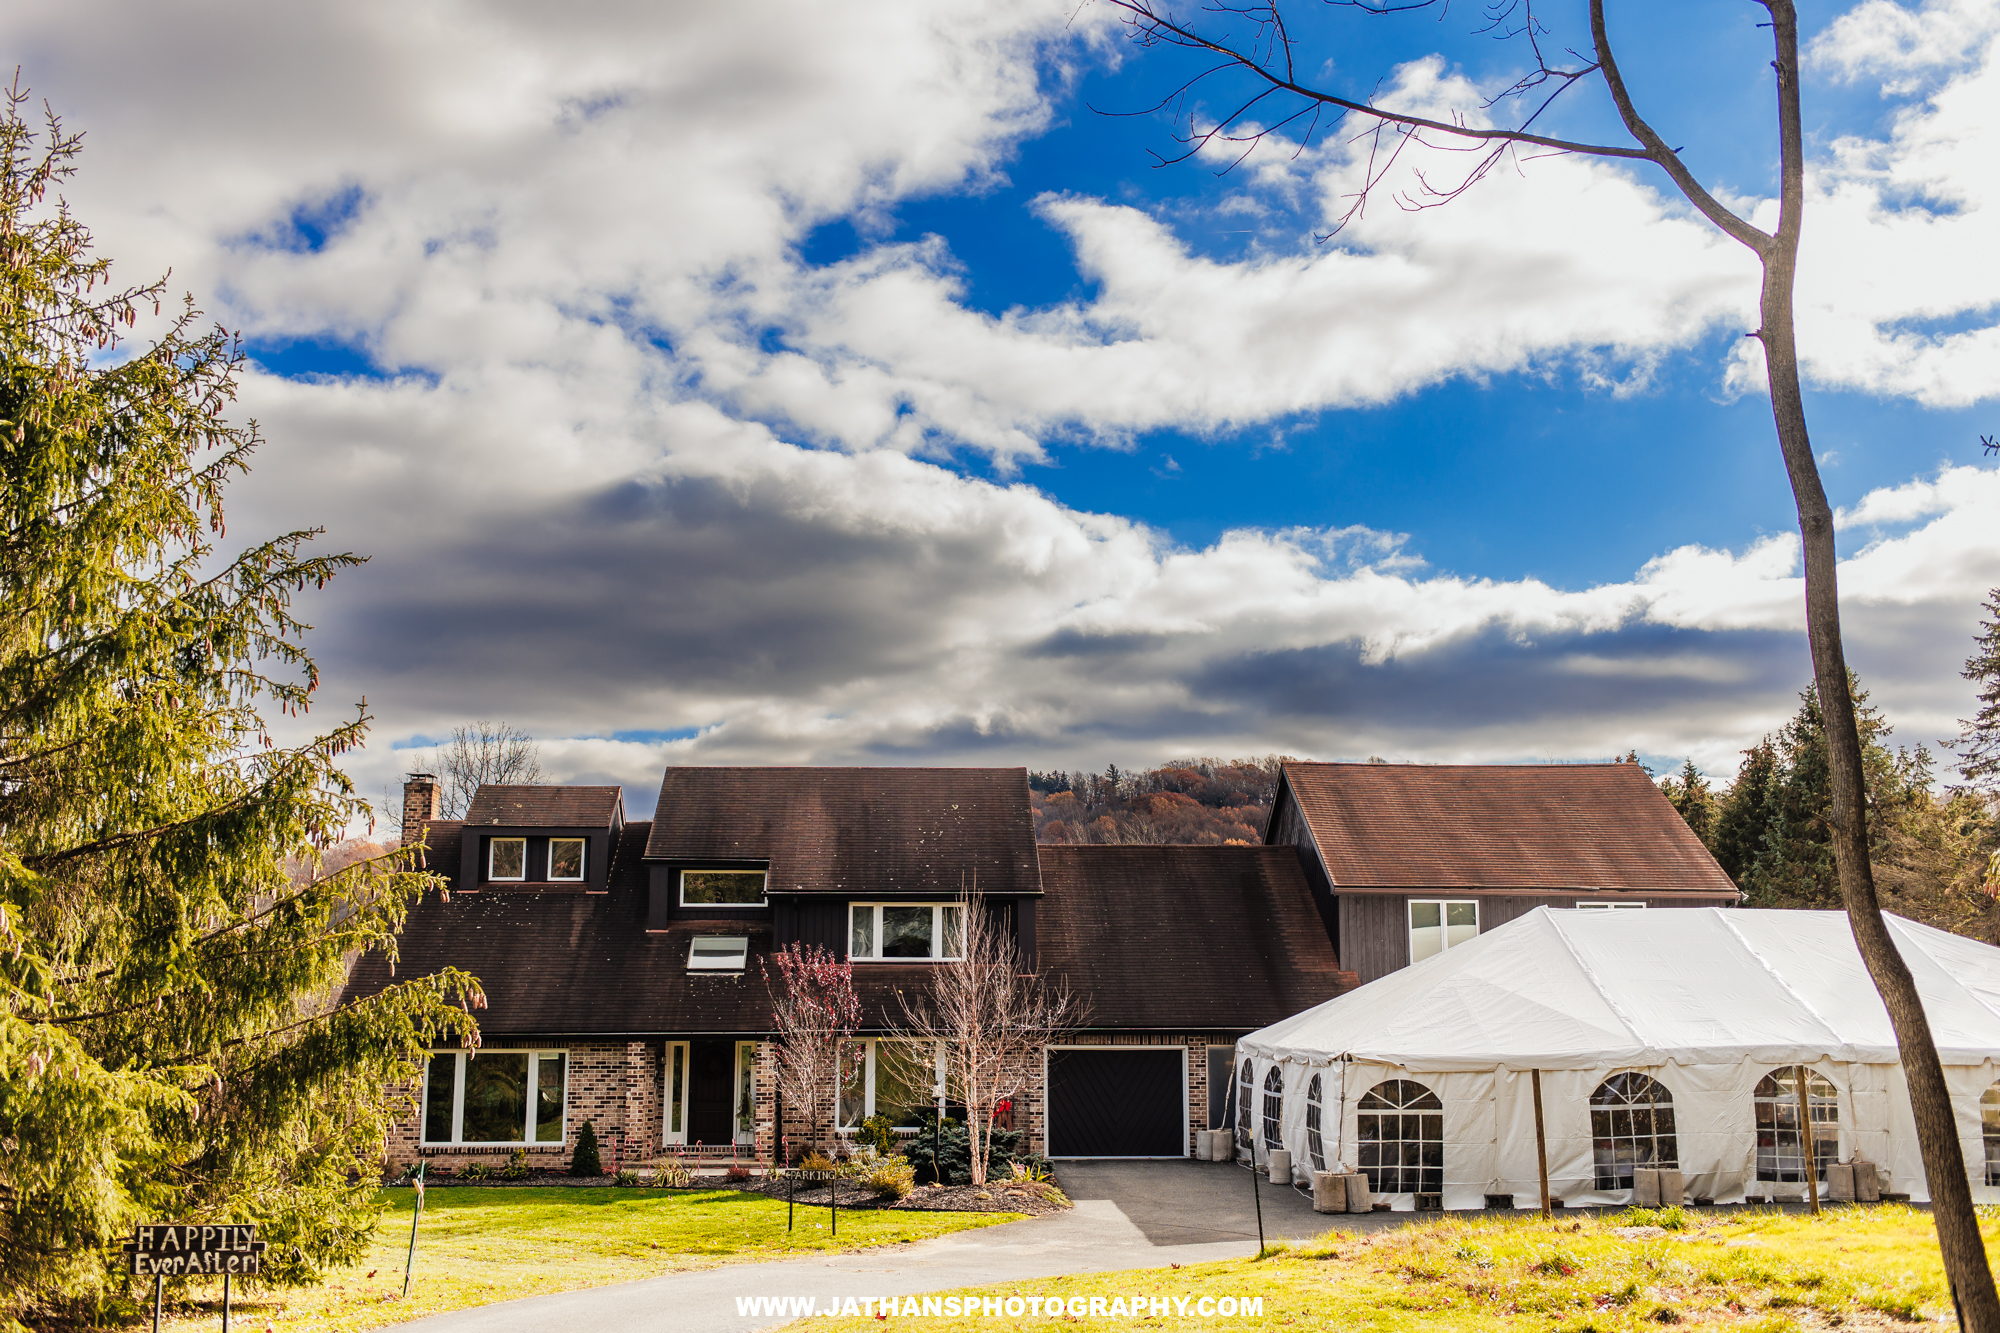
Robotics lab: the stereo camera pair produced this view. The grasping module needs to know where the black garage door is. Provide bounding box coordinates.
[1046,1049,1186,1157]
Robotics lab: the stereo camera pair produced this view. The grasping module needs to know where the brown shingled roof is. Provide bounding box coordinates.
[464,785,624,828]
[1036,845,1352,1030]
[645,767,1040,896]
[1278,762,1737,893]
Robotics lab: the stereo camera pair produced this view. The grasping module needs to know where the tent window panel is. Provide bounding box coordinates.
[1305,1074,1325,1174]
[1983,1083,2000,1187]
[1755,1069,1840,1183]
[1261,1066,1285,1151]
[1356,1079,1443,1198]
[1590,1072,1677,1191]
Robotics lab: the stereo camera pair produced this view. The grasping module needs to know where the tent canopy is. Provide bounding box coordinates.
[1243,908,2000,1072]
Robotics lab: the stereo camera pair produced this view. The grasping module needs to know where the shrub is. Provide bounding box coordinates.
[500,1148,531,1181]
[799,1151,837,1173]
[459,1161,492,1181]
[859,1114,898,1157]
[868,1157,916,1200]
[901,1118,1023,1186]
[725,1164,752,1183]
[653,1156,691,1188]
[614,1168,641,1186]
[571,1120,604,1177]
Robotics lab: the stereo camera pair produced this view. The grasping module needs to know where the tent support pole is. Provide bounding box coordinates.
[1532,1069,1552,1220]
[1796,1066,1821,1216]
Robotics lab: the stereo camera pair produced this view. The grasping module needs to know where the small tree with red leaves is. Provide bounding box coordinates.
[762,942,864,1159]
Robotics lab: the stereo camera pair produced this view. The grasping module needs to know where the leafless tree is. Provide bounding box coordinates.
[423,721,544,819]
[1103,0,1996,1318]
[895,892,1081,1186]
[762,942,864,1160]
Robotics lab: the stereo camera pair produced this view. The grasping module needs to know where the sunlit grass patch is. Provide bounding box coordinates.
[808,1203,1997,1331]
[159,1186,1021,1332]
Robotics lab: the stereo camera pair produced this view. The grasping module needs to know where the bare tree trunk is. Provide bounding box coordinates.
[1748,8,1997,1324]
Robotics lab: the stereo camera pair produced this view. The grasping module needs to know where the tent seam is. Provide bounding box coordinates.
[1546,908,1650,1056]
[1888,916,2000,1033]
[1712,910,1847,1054]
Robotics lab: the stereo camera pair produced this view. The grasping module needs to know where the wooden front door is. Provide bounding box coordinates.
[688,1040,735,1147]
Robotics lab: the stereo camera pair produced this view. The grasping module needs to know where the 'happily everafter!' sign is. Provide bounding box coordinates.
[123,1225,267,1277]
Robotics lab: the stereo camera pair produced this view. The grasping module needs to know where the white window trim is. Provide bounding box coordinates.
[678,868,768,907]
[837,1038,946,1133]
[663,1041,690,1145]
[488,837,526,882]
[547,837,587,882]
[1407,898,1479,965]
[421,1048,568,1146]
[688,935,749,972]
[733,1041,758,1145]
[848,902,965,962]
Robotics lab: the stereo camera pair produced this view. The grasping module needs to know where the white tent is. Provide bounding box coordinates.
[1236,908,2000,1210]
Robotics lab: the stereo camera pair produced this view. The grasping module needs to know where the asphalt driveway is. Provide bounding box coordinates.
[395,1160,1400,1333]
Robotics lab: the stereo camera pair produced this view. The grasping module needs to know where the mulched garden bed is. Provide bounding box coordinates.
[394,1170,1070,1214]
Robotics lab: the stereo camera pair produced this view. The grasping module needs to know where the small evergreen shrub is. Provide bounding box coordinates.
[570,1120,604,1177]
[900,1118,1022,1186]
[859,1114,897,1157]
[867,1157,916,1200]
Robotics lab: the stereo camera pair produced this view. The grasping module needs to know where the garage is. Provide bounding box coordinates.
[1045,1047,1187,1158]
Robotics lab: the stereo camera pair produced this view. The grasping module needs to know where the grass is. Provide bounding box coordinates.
[808,1203,2000,1331]
[159,1186,1023,1332]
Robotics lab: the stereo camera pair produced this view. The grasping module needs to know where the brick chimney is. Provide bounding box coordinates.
[401,773,441,843]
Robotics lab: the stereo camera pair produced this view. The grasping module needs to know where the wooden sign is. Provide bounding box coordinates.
[124,1224,267,1277]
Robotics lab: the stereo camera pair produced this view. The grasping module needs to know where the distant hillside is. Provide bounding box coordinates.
[1030,757,1293,845]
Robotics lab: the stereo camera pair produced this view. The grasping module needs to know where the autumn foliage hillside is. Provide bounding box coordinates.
[1029,757,1293,845]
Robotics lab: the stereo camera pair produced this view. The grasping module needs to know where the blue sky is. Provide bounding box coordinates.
[9,0,1997,815]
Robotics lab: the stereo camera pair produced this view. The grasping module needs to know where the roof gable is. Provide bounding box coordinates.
[1278,762,1736,892]
[645,766,1041,896]
[465,785,624,829]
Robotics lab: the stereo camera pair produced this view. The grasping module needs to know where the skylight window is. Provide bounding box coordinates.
[688,936,749,972]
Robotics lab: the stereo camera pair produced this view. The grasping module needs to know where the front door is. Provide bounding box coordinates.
[688,1040,735,1147]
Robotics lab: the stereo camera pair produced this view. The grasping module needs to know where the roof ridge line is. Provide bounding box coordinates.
[1712,910,1846,1047]
[1885,915,2000,1031]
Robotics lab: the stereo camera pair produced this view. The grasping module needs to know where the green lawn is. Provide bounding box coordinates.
[810,1203,2000,1331]
[162,1186,1022,1332]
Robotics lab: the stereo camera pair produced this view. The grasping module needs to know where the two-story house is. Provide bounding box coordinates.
[349,766,1350,1171]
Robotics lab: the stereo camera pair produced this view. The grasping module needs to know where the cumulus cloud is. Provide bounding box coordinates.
[5,0,1995,817]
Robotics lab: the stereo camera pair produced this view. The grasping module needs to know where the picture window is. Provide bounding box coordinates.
[848,903,963,961]
[488,837,525,881]
[839,1040,941,1131]
[422,1050,566,1144]
[679,869,767,906]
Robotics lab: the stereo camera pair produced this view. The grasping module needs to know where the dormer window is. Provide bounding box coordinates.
[489,838,526,881]
[689,935,749,971]
[849,903,963,962]
[679,869,766,907]
[549,838,586,881]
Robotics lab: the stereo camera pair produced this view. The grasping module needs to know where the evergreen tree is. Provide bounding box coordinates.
[1658,759,1718,850]
[1955,588,2000,792]
[0,90,481,1322]
[570,1120,603,1177]
[1712,738,1780,886]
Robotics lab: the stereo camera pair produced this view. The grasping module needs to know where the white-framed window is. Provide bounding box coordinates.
[489,837,526,882]
[1409,899,1478,964]
[848,903,964,961]
[838,1039,944,1131]
[679,869,767,906]
[734,1041,757,1143]
[1576,901,1647,910]
[549,837,586,881]
[663,1041,689,1145]
[688,936,749,972]
[422,1049,566,1144]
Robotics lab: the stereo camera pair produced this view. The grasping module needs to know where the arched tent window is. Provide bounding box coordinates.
[1982,1083,2000,1187]
[1236,1059,1254,1157]
[1305,1074,1326,1174]
[1754,1068,1840,1183]
[1357,1079,1442,1206]
[1590,1073,1677,1190]
[1261,1066,1285,1151]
